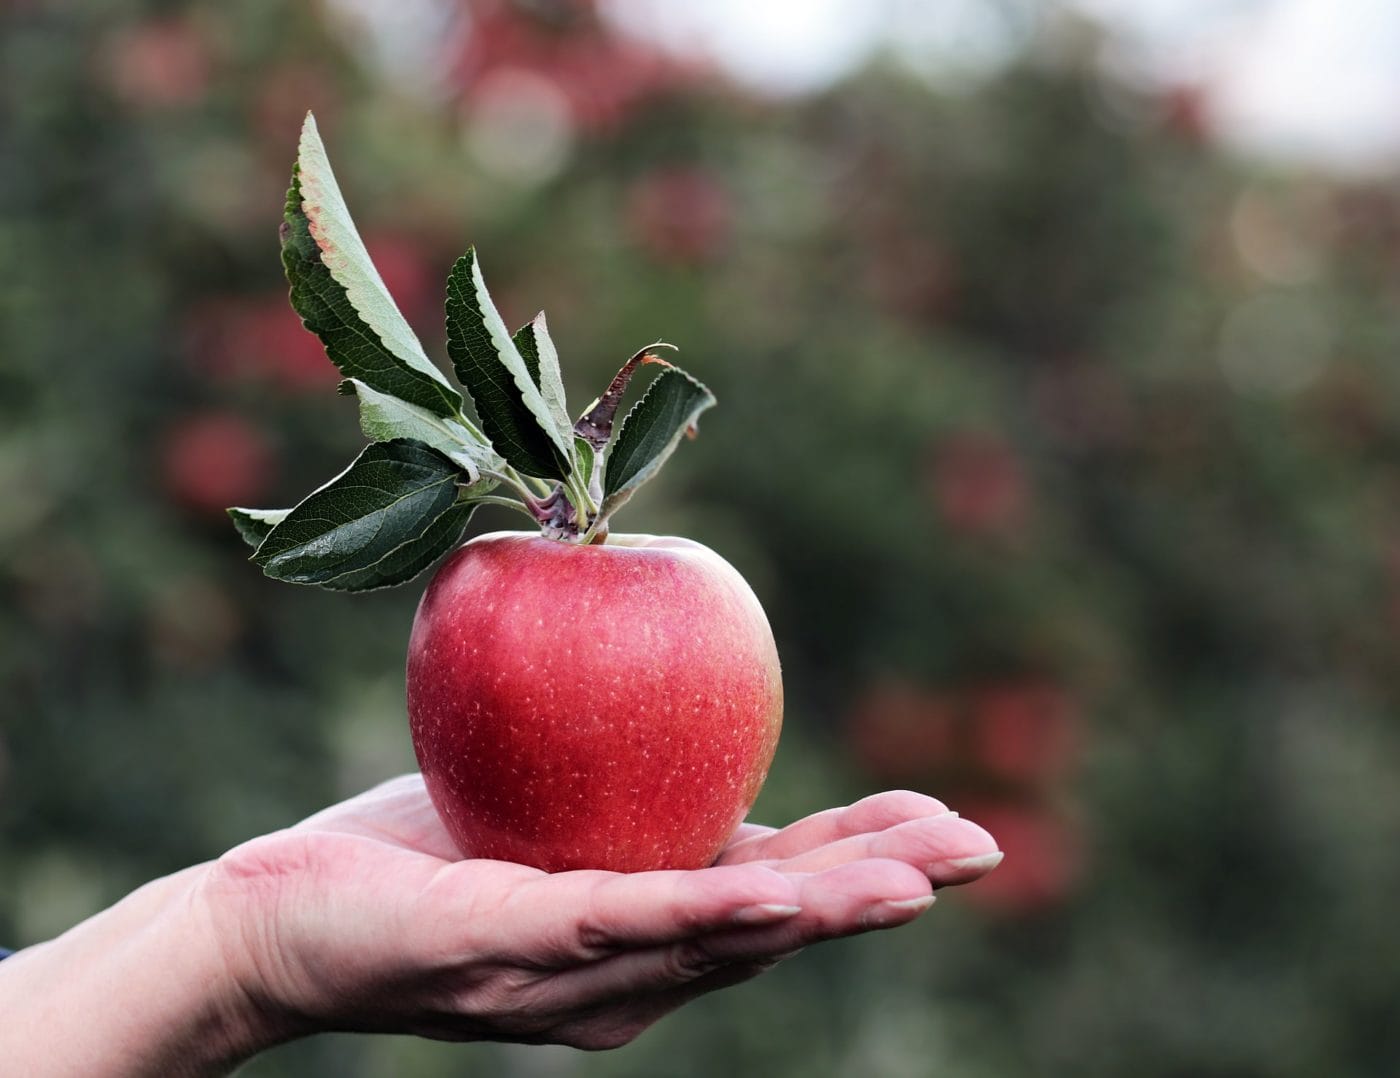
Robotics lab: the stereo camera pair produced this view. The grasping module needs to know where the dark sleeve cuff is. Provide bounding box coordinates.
[0,947,12,960]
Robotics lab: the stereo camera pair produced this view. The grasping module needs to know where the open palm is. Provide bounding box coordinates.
[203,775,1001,1050]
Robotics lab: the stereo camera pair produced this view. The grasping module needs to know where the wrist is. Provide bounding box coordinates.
[184,861,314,1067]
[0,863,296,1076]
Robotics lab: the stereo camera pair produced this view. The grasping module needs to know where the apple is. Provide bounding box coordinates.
[406,531,783,873]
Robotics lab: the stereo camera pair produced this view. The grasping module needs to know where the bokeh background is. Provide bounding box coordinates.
[4,1,1400,1074]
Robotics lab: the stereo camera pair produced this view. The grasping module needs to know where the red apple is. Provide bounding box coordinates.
[406,531,783,873]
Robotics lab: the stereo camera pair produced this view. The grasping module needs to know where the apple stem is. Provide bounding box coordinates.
[564,471,596,530]
[519,470,553,498]
[463,493,542,523]
[528,486,582,540]
[485,468,545,509]
[507,466,602,544]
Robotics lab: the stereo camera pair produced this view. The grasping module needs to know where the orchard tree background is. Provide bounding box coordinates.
[3,1,1399,1075]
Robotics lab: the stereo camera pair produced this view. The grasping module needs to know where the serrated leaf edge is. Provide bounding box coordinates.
[447,249,572,463]
[349,378,497,480]
[307,500,474,591]
[597,365,716,526]
[525,311,573,435]
[258,470,457,575]
[253,440,460,574]
[296,114,456,397]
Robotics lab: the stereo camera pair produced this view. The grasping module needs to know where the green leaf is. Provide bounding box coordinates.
[572,434,595,493]
[282,114,461,418]
[601,364,716,518]
[253,440,471,591]
[512,311,573,435]
[348,378,498,481]
[511,317,544,390]
[227,507,290,549]
[308,501,476,592]
[446,248,570,479]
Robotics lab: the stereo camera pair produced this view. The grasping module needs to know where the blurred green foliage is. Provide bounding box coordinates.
[2,2,1399,1075]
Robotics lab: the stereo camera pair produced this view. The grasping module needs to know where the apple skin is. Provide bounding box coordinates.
[406,530,783,873]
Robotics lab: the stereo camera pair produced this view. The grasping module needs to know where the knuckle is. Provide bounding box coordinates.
[573,917,617,957]
[852,790,947,830]
[662,940,720,982]
[571,880,628,959]
[464,967,544,1020]
[462,982,515,1022]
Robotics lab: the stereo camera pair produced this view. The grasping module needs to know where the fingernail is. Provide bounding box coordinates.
[931,851,1004,876]
[860,894,935,929]
[732,903,802,926]
[885,895,936,913]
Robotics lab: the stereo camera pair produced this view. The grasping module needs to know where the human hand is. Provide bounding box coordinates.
[201,774,1002,1052]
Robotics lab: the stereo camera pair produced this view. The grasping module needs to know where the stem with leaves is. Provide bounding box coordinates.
[228,112,715,593]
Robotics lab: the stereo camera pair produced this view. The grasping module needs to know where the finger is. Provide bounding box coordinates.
[768,813,1002,886]
[446,862,804,967]
[537,858,931,1006]
[716,791,950,865]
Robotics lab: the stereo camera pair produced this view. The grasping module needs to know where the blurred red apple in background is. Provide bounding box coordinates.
[627,167,733,266]
[161,412,274,514]
[929,430,1029,536]
[103,17,211,109]
[184,295,340,391]
[847,680,959,782]
[969,679,1080,786]
[955,799,1083,915]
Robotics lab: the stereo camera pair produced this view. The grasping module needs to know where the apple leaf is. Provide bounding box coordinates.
[302,501,476,592]
[446,248,570,480]
[512,312,572,434]
[283,115,462,419]
[600,365,716,518]
[573,435,596,494]
[227,507,290,549]
[253,440,472,591]
[348,378,498,481]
